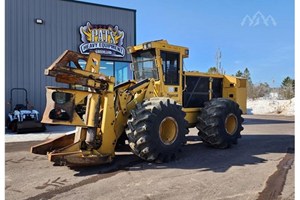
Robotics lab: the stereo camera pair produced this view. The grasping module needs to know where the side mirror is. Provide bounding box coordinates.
[130,63,134,71]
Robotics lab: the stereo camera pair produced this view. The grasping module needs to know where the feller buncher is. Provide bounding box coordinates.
[31,40,247,166]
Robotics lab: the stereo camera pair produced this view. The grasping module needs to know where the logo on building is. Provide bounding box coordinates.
[79,22,125,57]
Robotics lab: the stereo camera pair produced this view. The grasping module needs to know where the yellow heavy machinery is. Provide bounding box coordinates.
[31,40,247,166]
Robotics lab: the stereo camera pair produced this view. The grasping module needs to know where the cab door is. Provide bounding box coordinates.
[160,51,181,103]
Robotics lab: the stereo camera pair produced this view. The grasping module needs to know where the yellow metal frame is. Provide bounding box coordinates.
[32,49,158,165]
[32,40,247,166]
[32,51,118,165]
[128,40,247,126]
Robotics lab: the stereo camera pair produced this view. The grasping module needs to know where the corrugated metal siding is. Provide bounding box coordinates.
[5,0,136,116]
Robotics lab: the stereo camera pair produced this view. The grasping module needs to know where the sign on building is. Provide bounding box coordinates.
[79,22,126,57]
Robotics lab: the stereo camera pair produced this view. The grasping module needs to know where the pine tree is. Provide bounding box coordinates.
[280,76,295,99]
[235,70,243,77]
[207,67,220,74]
[243,67,252,85]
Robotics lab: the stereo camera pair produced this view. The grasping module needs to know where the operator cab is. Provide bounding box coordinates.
[129,40,188,85]
[128,40,189,103]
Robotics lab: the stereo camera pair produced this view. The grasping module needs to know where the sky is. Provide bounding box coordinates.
[80,0,294,87]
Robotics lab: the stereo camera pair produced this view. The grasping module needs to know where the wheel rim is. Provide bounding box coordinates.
[159,117,178,145]
[225,113,238,135]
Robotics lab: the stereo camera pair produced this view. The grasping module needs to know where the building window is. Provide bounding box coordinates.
[115,62,132,85]
[100,61,132,85]
[69,60,132,87]
[100,61,114,76]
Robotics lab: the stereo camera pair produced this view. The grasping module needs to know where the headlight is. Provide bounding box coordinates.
[49,108,70,121]
[147,43,152,48]
[185,49,189,56]
[52,92,72,104]
[143,42,152,50]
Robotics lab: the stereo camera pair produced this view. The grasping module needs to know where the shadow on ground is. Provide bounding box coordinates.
[244,118,294,125]
[70,133,294,176]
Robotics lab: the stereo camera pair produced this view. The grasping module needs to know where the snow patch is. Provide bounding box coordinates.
[247,98,294,116]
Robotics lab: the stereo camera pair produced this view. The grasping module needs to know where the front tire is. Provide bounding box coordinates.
[196,98,244,148]
[126,98,188,162]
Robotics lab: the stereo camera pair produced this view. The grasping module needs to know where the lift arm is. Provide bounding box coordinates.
[31,50,116,166]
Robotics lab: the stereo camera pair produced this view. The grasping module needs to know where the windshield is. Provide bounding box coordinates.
[131,50,158,81]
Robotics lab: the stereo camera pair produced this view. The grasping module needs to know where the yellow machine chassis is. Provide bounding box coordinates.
[31,40,247,166]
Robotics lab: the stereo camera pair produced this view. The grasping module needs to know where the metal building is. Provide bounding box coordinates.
[5,0,136,116]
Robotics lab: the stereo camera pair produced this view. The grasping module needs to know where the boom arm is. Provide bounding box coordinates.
[31,50,157,166]
[31,51,117,165]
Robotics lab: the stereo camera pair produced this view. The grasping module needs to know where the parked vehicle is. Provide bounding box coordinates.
[7,88,45,133]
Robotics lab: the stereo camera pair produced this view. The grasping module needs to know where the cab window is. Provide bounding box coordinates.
[161,51,179,85]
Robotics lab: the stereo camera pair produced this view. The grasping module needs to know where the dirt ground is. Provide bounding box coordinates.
[5,115,294,200]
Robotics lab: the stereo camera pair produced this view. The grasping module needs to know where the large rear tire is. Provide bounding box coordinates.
[196,98,244,148]
[126,97,188,162]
